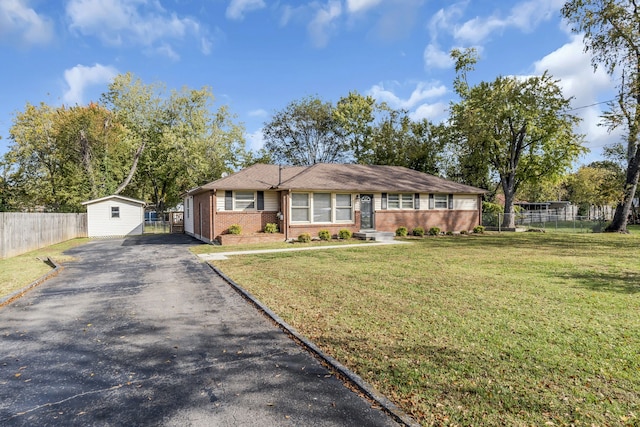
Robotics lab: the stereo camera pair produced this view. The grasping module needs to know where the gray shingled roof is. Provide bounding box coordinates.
[188,163,486,195]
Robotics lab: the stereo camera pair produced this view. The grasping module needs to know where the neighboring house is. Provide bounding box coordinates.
[183,163,486,244]
[82,195,146,237]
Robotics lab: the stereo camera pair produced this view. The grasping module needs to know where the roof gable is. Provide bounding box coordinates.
[81,195,146,206]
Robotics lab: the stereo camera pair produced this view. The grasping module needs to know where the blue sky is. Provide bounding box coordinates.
[0,0,619,166]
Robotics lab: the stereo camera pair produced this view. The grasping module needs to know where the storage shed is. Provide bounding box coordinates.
[81,195,146,237]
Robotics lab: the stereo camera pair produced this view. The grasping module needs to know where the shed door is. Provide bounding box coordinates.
[360,194,374,230]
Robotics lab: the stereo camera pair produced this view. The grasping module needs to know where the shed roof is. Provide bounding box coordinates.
[188,163,486,195]
[81,195,147,206]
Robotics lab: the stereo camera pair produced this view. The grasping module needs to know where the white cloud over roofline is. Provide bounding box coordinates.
[65,0,213,58]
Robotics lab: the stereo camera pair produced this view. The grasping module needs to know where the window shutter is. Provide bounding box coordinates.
[225,191,233,210]
[448,194,454,210]
[257,191,264,210]
[414,193,420,209]
[381,193,387,210]
[429,194,434,209]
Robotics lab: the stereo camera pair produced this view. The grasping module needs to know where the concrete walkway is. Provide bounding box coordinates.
[198,240,410,260]
[0,234,410,426]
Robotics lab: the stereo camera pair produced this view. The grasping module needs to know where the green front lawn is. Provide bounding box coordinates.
[0,238,90,300]
[213,232,640,426]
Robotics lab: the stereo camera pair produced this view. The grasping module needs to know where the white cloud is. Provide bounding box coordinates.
[246,128,265,152]
[346,0,383,14]
[452,0,564,45]
[424,43,454,69]
[0,0,54,47]
[226,0,266,21]
[63,63,118,105]
[410,102,449,123]
[368,81,447,110]
[66,0,211,58]
[532,35,618,157]
[308,0,342,48]
[248,109,268,118]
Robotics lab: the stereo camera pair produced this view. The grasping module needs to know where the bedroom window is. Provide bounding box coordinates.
[434,194,448,209]
[292,193,310,222]
[313,193,332,222]
[387,193,413,209]
[235,191,255,210]
[111,206,120,218]
[335,194,352,221]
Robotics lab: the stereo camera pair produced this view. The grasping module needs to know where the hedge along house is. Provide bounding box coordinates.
[183,163,486,244]
[82,195,146,237]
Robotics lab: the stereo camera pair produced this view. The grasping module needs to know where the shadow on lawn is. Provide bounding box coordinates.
[568,270,640,294]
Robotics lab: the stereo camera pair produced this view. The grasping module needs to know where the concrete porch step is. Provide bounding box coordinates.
[353,231,396,241]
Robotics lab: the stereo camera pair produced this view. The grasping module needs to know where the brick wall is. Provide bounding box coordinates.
[214,211,279,239]
[375,210,480,233]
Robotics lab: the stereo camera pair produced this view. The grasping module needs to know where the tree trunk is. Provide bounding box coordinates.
[501,172,517,229]
[114,140,146,195]
[606,153,640,232]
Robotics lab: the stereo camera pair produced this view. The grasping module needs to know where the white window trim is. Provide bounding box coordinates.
[434,194,448,210]
[290,192,354,224]
[388,193,414,210]
[235,191,256,211]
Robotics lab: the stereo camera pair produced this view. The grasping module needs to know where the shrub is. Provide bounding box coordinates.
[445,231,454,236]
[338,228,352,239]
[318,229,331,241]
[228,224,242,235]
[298,233,312,243]
[412,227,425,237]
[460,230,468,235]
[264,223,278,233]
[395,226,408,237]
[473,225,485,234]
[428,227,441,236]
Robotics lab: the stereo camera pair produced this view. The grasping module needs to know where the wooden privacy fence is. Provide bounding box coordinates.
[0,213,88,259]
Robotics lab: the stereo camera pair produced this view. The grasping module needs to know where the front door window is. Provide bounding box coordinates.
[360,194,374,229]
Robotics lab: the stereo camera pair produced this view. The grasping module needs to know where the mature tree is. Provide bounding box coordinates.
[263,96,349,165]
[333,91,376,163]
[563,0,640,231]
[568,165,624,218]
[450,49,585,228]
[4,102,132,211]
[102,73,245,213]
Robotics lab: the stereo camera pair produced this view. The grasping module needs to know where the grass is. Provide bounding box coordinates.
[212,232,640,426]
[0,238,90,300]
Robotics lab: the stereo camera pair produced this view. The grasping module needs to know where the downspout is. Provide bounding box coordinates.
[210,190,215,243]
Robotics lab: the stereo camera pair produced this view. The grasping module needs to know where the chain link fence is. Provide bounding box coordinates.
[483,212,608,233]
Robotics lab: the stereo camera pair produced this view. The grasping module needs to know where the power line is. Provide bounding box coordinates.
[567,99,614,112]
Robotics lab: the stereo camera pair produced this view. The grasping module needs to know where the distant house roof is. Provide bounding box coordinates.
[187,163,486,195]
[81,195,146,206]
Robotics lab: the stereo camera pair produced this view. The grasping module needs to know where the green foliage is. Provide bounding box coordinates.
[263,96,349,165]
[264,223,278,233]
[450,51,586,228]
[297,232,312,243]
[228,224,242,235]
[562,0,640,232]
[473,225,485,234]
[428,227,441,236]
[395,226,408,237]
[412,227,425,237]
[318,229,331,241]
[460,230,468,235]
[446,231,454,236]
[567,166,624,209]
[338,228,352,239]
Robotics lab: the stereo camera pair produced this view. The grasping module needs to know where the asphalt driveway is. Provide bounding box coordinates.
[0,234,402,426]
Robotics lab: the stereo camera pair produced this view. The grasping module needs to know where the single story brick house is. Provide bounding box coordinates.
[183,163,486,244]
